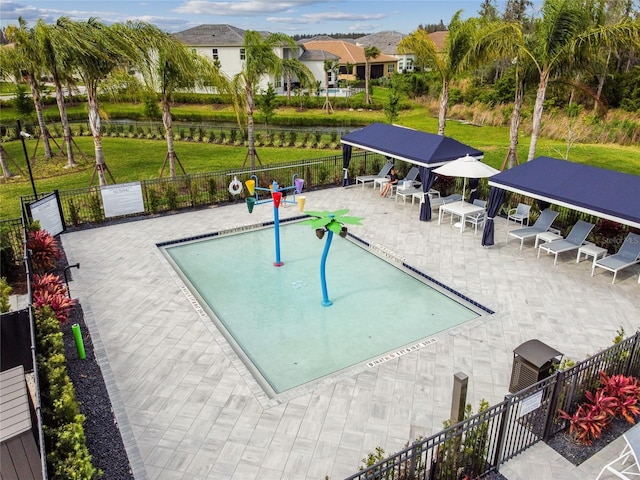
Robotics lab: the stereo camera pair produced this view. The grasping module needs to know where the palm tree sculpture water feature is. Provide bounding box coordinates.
[301,209,363,307]
[244,174,305,266]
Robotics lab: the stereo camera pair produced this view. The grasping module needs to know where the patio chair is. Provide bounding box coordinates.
[355,161,393,188]
[591,232,640,284]
[465,199,487,235]
[537,220,595,265]
[506,208,559,250]
[507,203,531,226]
[430,193,463,210]
[596,423,640,479]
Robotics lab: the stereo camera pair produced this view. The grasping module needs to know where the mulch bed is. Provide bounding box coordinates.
[61,303,134,480]
[546,417,635,465]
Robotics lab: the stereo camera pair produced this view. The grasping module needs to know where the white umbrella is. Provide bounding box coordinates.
[432,154,500,202]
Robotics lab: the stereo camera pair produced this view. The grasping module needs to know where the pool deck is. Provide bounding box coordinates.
[59,185,640,480]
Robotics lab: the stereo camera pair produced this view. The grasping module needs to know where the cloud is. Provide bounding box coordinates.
[173,0,323,16]
[268,11,386,25]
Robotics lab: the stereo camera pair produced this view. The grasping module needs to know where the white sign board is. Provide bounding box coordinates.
[30,193,64,236]
[100,182,144,218]
[518,390,544,418]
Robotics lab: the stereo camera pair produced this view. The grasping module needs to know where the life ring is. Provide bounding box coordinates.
[228,176,243,195]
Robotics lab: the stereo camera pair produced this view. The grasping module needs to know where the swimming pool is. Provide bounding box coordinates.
[161,221,489,397]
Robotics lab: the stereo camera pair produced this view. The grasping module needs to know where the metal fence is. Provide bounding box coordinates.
[345,331,640,480]
[12,150,386,228]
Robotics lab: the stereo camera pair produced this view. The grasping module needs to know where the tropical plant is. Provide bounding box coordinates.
[54,17,138,185]
[300,209,363,306]
[35,18,79,168]
[524,0,640,160]
[232,30,313,169]
[127,21,231,178]
[27,229,62,273]
[3,17,54,159]
[399,11,480,135]
[364,46,380,105]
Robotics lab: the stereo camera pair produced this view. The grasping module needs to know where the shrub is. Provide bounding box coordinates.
[88,194,103,223]
[27,230,62,274]
[559,371,640,445]
[0,277,11,313]
[32,273,75,324]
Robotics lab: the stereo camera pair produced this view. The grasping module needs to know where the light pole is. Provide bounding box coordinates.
[17,120,37,200]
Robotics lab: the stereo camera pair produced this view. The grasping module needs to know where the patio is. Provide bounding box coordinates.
[59,185,640,479]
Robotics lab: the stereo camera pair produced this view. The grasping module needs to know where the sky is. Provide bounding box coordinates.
[0,0,542,36]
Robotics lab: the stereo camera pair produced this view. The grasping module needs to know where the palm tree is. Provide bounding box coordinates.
[364,46,380,105]
[525,0,640,160]
[399,12,480,135]
[5,18,54,159]
[465,20,525,168]
[56,17,138,185]
[116,21,230,178]
[323,60,339,114]
[301,209,362,307]
[35,18,78,168]
[281,58,313,103]
[232,31,313,170]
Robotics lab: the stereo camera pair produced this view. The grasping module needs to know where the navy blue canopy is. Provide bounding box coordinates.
[489,156,640,229]
[340,123,483,167]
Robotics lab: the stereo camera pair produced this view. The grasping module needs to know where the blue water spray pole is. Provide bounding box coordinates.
[272,181,283,267]
[319,217,334,307]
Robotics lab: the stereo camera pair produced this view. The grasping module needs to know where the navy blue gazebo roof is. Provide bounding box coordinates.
[489,156,640,229]
[340,123,483,167]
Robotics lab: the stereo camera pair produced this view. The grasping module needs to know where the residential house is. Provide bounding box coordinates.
[172,24,329,94]
[300,39,398,84]
[355,31,415,73]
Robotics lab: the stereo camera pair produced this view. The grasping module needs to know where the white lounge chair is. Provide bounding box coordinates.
[507,203,531,226]
[538,220,595,265]
[506,208,559,250]
[596,423,640,479]
[591,232,640,284]
[355,161,393,188]
[465,199,487,235]
[430,193,463,210]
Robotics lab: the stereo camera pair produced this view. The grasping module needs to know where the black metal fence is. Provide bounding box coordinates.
[345,331,640,480]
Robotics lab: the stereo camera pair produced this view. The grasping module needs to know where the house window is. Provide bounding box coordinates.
[398,60,404,70]
[388,64,394,73]
[191,49,197,54]
[407,59,414,70]
[240,48,246,60]
[212,48,218,60]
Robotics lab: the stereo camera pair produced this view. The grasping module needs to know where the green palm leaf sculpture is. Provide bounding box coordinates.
[301,209,363,306]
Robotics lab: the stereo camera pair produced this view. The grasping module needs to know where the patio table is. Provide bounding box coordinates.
[438,201,486,233]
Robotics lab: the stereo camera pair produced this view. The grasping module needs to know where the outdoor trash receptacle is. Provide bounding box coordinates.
[509,339,563,393]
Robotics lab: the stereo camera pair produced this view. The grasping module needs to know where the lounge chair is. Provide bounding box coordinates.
[537,220,595,265]
[465,199,487,235]
[596,423,640,479]
[382,166,421,198]
[591,232,640,284]
[507,203,531,226]
[355,161,393,188]
[506,208,559,250]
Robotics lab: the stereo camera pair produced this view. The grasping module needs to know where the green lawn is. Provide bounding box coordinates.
[2,102,639,220]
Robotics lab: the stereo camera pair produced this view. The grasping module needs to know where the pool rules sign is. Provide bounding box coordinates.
[101,182,144,218]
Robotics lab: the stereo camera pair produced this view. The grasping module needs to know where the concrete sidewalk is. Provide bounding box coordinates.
[59,185,640,479]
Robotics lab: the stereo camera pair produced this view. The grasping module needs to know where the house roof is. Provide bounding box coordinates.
[355,31,409,55]
[298,49,340,61]
[172,24,253,46]
[341,123,483,167]
[429,31,448,51]
[489,156,640,229]
[301,40,397,64]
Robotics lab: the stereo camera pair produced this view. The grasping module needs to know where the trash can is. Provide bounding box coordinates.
[509,339,563,393]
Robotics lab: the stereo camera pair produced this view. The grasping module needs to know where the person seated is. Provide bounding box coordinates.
[380,168,398,197]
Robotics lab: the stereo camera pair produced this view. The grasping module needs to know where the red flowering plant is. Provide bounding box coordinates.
[31,273,75,324]
[27,229,61,274]
[558,371,640,445]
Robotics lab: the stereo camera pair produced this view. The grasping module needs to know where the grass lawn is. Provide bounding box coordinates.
[1,101,639,220]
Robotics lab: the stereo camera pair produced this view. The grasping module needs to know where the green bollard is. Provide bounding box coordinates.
[71,323,86,359]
